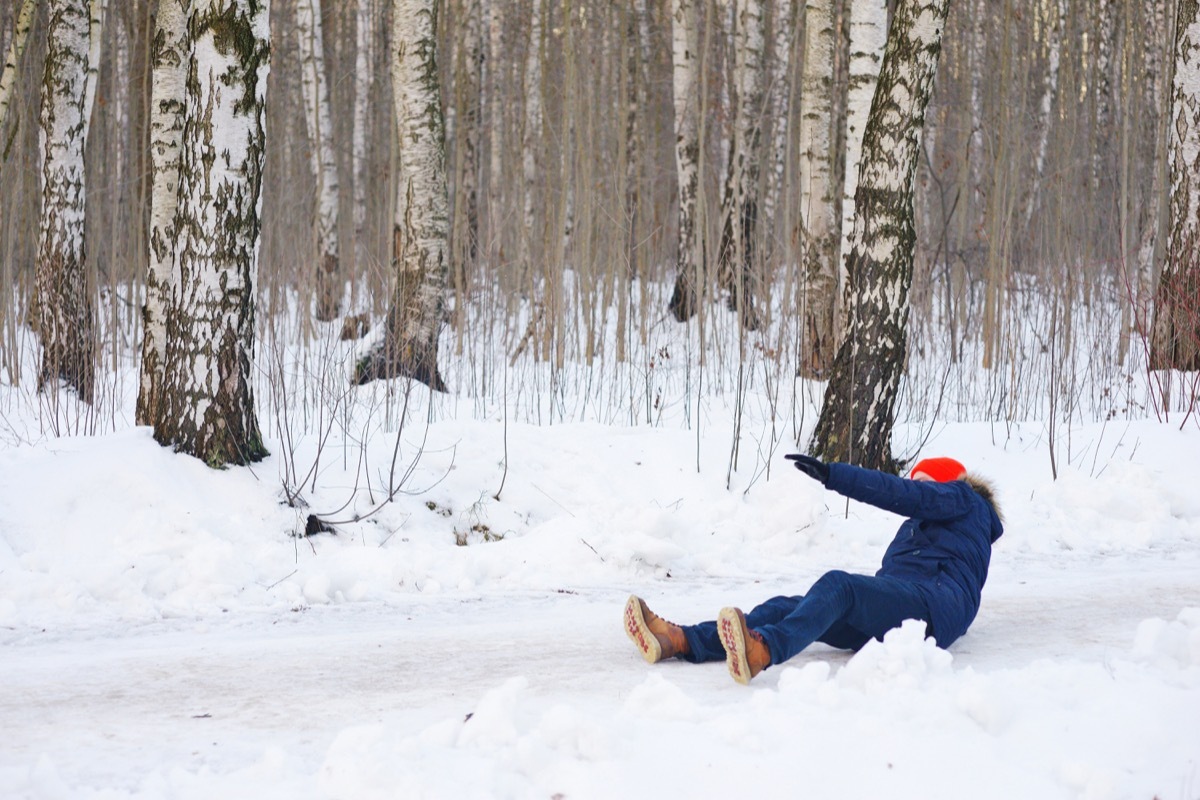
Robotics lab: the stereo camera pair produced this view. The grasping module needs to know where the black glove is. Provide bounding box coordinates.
[785,453,829,485]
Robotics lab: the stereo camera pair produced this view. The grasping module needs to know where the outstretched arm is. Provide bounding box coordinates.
[788,456,975,521]
[827,462,976,520]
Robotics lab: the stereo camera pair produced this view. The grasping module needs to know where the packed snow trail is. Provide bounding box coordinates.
[2,560,1198,799]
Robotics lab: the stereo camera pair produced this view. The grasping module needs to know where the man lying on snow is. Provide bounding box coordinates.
[624,455,1004,685]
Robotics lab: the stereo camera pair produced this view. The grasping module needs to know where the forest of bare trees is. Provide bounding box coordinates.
[0,0,1196,468]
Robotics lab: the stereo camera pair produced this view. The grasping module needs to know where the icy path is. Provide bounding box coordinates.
[2,557,1198,799]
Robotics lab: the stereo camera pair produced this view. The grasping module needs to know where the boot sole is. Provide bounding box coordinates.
[717,607,752,685]
[624,595,663,664]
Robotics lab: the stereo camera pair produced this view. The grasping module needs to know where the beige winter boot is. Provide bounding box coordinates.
[624,595,690,663]
[717,607,771,685]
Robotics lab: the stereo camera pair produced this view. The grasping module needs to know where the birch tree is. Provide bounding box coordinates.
[353,0,449,391]
[719,0,766,329]
[1138,0,1176,298]
[837,0,887,338]
[1152,0,1200,370]
[519,0,544,286]
[484,0,505,268]
[666,0,704,321]
[352,0,375,267]
[761,0,795,255]
[36,0,96,399]
[618,0,650,362]
[1025,0,1065,232]
[154,0,270,466]
[136,0,189,427]
[810,0,950,471]
[0,0,36,135]
[796,0,838,376]
[623,0,649,274]
[449,0,482,317]
[297,0,342,321]
[83,0,107,128]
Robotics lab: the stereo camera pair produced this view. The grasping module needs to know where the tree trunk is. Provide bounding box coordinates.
[353,0,449,392]
[136,0,188,427]
[837,0,887,338]
[1151,0,1200,370]
[297,0,342,321]
[484,0,505,271]
[449,0,481,330]
[623,0,649,269]
[560,0,576,267]
[718,0,765,330]
[1025,0,1065,233]
[1138,0,1176,305]
[83,0,107,130]
[352,0,375,271]
[1092,0,1116,197]
[796,0,838,377]
[36,0,96,400]
[761,0,795,259]
[519,0,544,288]
[667,0,704,321]
[155,0,270,467]
[0,0,37,134]
[810,0,950,471]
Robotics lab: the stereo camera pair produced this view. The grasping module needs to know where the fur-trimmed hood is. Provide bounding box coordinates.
[964,473,1001,518]
[965,473,1004,542]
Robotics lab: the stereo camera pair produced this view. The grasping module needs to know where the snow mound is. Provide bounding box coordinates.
[836,619,954,693]
[1132,607,1200,670]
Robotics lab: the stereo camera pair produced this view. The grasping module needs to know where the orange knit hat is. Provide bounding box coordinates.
[909,457,967,482]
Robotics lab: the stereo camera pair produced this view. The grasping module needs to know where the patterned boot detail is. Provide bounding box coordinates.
[717,607,770,685]
[624,595,687,663]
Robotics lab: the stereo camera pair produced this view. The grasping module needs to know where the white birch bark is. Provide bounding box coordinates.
[623,0,644,225]
[667,0,703,321]
[450,0,481,286]
[1034,0,1064,184]
[1093,0,1115,190]
[352,0,375,264]
[136,0,189,427]
[967,0,985,208]
[297,0,342,320]
[720,0,766,327]
[520,0,543,277]
[82,0,108,131]
[797,0,838,375]
[837,0,887,336]
[762,0,794,244]
[811,0,950,469]
[1024,0,1065,231]
[36,0,96,399]
[156,0,270,466]
[486,0,504,261]
[623,0,650,261]
[1152,0,1200,370]
[354,0,449,391]
[617,0,649,361]
[1138,0,1176,297]
[562,3,577,259]
[0,0,36,134]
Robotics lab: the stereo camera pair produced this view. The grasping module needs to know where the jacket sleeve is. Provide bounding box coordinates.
[824,462,976,521]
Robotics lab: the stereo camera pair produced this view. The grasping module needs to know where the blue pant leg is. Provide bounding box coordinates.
[817,620,872,651]
[837,574,932,645]
[679,595,803,663]
[756,571,933,666]
[679,621,723,663]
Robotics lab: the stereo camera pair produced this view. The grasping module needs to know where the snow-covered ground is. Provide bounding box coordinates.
[1,371,1199,798]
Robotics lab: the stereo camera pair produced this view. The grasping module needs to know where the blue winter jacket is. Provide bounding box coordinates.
[824,462,1004,646]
